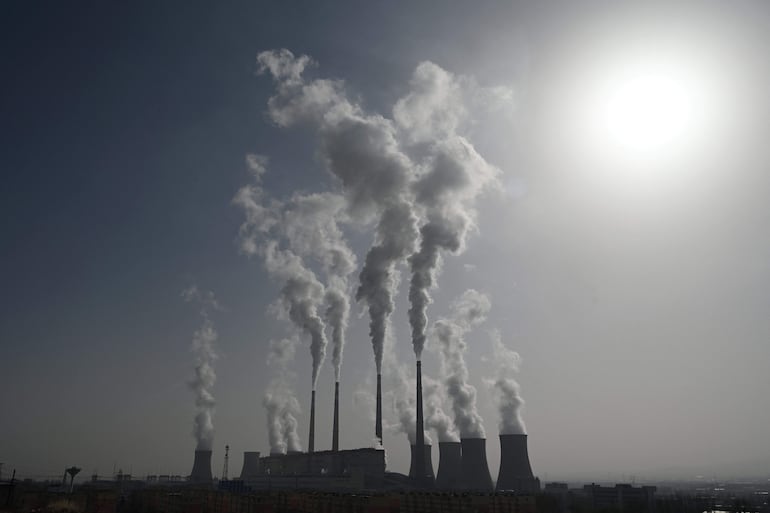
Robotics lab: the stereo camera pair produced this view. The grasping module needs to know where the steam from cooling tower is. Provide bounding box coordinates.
[182,286,221,451]
[486,330,527,435]
[422,375,459,443]
[263,336,303,454]
[433,289,491,439]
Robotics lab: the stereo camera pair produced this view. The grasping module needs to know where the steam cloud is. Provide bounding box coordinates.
[433,289,491,439]
[234,156,356,388]
[486,330,527,435]
[253,49,513,444]
[182,285,221,451]
[263,336,303,454]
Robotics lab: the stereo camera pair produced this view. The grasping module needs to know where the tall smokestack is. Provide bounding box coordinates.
[308,389,316,453]
[496,434,540,492]
[239,451,261,480]
[375,373,382,444]
[436,441,462,489]
[189,450,213,485]
[459,438,493,491]
[332,381,340,452]
[414,360,426,486]
[408,444,435,485]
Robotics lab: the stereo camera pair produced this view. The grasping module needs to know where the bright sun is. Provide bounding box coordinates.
[600,69,695,153]
[576,58,713,166]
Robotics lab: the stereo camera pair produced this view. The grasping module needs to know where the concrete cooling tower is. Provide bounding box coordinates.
[239,451,261,480]
[459,438,493,491]
[408,444,435,485]
[189,450,213,484]
[496,434,541,492]
[435,441,462,490]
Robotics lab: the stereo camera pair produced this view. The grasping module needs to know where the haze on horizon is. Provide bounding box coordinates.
[1,1,769,483]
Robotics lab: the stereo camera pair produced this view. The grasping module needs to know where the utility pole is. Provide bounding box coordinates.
[221,445,229,481]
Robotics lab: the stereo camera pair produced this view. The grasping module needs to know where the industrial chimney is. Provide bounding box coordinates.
[375,373,382,445]
[496,434,541,492]
[436,441,462,490]
[239,451,261,480]
[459,438,493,491]
[332,381,340,452]
[189,450,213,484]
[408,444,435,485]
[414,360,427,486]
[308,389,316,453]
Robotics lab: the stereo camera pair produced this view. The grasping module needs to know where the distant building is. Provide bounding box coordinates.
[581,483,657,512]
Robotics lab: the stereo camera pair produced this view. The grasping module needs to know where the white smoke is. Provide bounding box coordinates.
[400,63,502,360]
[485,330,527,435]
[263,336,303,454]
[433,289,491,439]
[182,285,221,451]
[423,375,459,443]
[234,156,337,389]
[257,49,419,376]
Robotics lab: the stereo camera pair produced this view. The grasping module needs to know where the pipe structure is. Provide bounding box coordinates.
[375,373,382,444]
[308,389,316,453]
[496,434,541,492]
[459,438,493,491]
[436,441,462,490]
[190,450,213,484]
[414,361,426,487]
[240,451,262,480]
[332,381,340,452]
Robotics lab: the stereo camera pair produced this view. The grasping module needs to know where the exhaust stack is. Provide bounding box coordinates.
[436,441,462,489]
[414,360,427,486]
[239,451,261,480]
[332,381,340,451]
[459,438,493,491]
[308,389,316,453]
[375,373,382,444]
[496,434,541,492]
[189,450,213,484]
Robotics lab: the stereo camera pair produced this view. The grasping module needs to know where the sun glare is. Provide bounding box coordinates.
[573,55,716,170]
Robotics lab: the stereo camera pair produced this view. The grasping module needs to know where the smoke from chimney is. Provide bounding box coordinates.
[182,286,220,452]
[263,336,302,454]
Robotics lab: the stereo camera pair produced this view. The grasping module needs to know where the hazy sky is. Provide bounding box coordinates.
[2,1,769,482]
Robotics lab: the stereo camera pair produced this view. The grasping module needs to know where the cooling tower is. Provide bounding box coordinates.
[414,360,427,486]
[239,451,261,480]
[459,438,493,491]
[332,381,340,452]
[308,389,316,453]
[189,450,213,484]
[375,373,382,444]
[436,441,462,489]
[496,434,541,492]
[408,444,435,485]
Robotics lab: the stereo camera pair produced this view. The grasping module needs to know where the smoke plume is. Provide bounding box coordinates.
[433,289,491,439]
[423,375,459,442]
[263,336,303,454]
[257,49,419,375]
[401,64,501,359]
[182,285,221,451]
[486,330,527,435]
[234,156,335,389]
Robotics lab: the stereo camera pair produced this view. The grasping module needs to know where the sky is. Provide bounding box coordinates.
[1,0,769,483]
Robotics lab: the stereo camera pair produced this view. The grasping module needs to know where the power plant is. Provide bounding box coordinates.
[308,389,316,453]
[408,444,435,484]
[239,451,261,480]
[332,381,340,452]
